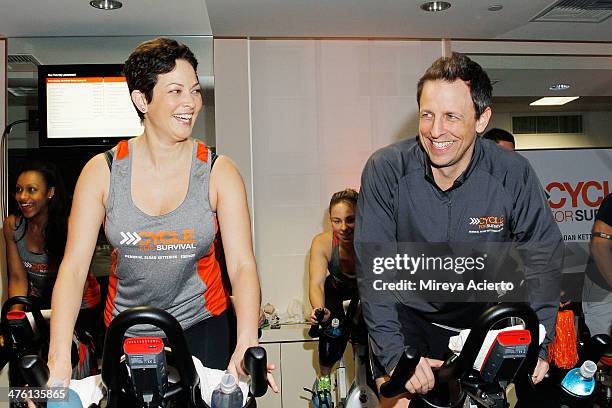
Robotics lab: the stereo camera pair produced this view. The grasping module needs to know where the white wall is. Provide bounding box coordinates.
[214,39,443,315]
[214,38,612,316]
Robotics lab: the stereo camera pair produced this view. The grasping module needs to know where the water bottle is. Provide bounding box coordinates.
[211,372,244,408]
[319,318,346,367]
[560,360,597,399]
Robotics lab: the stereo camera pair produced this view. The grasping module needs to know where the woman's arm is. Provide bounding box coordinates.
[47,154,109,385]
[210,157,259,358]
[210,156,277,391]
[3,215,29,308]
[308,233,330,323]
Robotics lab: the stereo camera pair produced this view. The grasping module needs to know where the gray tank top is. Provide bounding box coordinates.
[14,220,56,309]
[327,233,357,286]
[104,139,228,337]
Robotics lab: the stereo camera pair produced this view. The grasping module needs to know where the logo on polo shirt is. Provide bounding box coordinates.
[468,216,504,234]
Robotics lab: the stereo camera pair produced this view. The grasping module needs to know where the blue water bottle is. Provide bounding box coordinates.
[211,372,244,408]
[560,360,597,400]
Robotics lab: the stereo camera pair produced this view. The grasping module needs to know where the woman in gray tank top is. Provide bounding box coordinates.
[47,38,277,392]
[307,189,359,405]
[3,161,100,312]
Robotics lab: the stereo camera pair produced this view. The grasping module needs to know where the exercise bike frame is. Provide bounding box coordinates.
[380,303,540,408]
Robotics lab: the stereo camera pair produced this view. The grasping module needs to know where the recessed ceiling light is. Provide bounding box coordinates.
[488,5,503,11]
[530,96,579,106]
[549,83,571,91]
[90,0,122,10]
[420,2,452,12]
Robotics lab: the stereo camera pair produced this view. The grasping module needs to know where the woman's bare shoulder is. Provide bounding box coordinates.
[311,230,333,252]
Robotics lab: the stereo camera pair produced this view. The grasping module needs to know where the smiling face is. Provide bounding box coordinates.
[15,171,53,220]
[330,201,356,243]
[135,59,202,142]
[418,79,491,181]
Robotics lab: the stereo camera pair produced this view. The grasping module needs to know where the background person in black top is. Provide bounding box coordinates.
[482,127,515,151]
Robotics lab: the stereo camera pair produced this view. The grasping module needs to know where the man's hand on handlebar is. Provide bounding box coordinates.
[531,357,549,385]
[395,357,444,395]
[309,307,331,325]
[228,341,279,394]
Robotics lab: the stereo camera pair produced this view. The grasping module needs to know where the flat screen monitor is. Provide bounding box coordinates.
[38,64,143,147]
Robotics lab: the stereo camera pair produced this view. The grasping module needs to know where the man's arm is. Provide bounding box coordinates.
[355,148,405,374]
[509,160,563,360]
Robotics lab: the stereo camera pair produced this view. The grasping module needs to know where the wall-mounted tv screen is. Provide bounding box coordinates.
[38,64,143,147]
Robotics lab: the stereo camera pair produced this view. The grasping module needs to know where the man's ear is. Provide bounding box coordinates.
[131,90,148,114]
[476,107,492,133]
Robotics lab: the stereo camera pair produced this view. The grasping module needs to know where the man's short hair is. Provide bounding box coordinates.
[417,52,492,119]
[483,128,515,145]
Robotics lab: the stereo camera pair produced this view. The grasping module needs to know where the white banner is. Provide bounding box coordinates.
[519,149,611,243]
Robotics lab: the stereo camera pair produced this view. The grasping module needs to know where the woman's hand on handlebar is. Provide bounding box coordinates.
[47,356,72,388]
[398,357,444,395]
[309,307,330,325]
[531,357,549,385]
[227,341,279,394]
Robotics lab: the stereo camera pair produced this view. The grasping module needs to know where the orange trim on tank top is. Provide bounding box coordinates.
[104,249,119,327]
[116,140,129,160]
[196,142,209,163]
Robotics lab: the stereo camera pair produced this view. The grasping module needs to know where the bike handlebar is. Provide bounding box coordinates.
[379,346,421,398]
[380,303,540,400]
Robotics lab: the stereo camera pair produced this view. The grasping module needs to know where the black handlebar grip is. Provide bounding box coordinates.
[314,308,325,323]
[19,354,49,387]
[308,308,326,338]
[1,296,48,343]
[243,346,268,398]
[579,334,611,365]
[380,346,421,399]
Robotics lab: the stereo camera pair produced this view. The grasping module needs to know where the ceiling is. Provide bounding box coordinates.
[3,0,612,111]
[0,0,611,41]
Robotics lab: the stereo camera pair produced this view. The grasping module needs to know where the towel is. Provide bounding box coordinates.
[64,356,250,407]
[448,324,546,371]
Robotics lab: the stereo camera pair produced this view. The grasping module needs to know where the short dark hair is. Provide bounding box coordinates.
[483,128,515,145]
[329,188,358,213]
[417,52,492,119]
[123,38,198,121]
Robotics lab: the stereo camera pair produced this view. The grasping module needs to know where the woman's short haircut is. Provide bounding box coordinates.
[329,188,358,213]
[417,52,492,119]
[123,37,199,121]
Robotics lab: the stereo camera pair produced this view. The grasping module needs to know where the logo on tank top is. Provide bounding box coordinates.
[120,229,196,251]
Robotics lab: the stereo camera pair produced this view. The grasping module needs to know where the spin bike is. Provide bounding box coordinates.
[18,306,270,408]
[308,297,378,408]
[380,303,541,408]
[380,303,612,408]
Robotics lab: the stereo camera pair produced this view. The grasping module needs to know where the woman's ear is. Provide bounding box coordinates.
[131,90,148,114]
[47,186,55,200]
